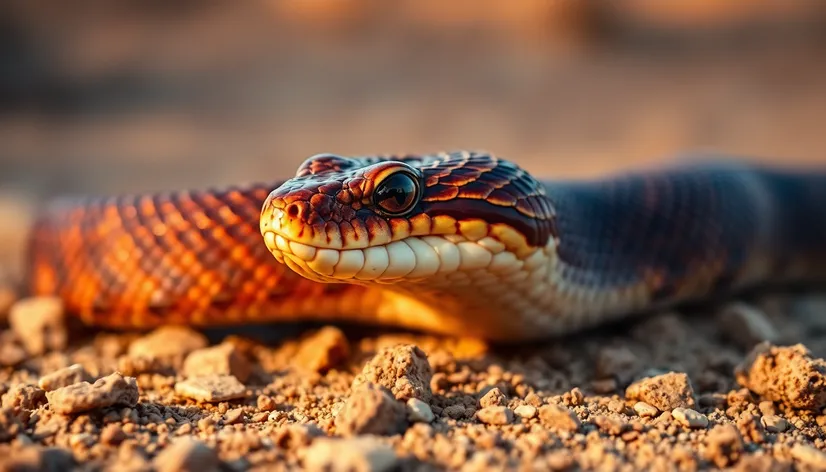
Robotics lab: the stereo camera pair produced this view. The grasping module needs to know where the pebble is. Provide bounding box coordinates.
[735,342,826,410]
[0,333,26,367]
[128,326,208,358]
[790,443,826,469]
[718,302,779,348]
[293,326,351,373]
[761,415,788,433]
[335,383,407,436]
[633,401,659,418]
[479,387,506,408]
[46,372,139,415]
[538,404,580,432]
[351,344,433,402]
[153,438,220,472]
[702,425,744,468]
[183,342,252,383]
[407,398,435,423]
[476,406,513,425]
[671,408,708,429]
[223,408,245,425]
[100,424,126,445]
[38,364,93,391]
[174,375,247,403]
[2,384,47,410]
[626,372,696,410]
[304,436,398,472]
[8,296,67,355]
[514,405,537,419]
[257,395,276,412]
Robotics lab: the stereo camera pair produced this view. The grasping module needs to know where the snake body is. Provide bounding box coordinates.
[26,151,826,340]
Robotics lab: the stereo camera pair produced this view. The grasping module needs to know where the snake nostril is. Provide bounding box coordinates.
[286,203,301,218]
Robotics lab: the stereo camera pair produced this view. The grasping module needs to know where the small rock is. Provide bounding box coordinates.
[790,443,826,469]
[351,344,433,402]
[718,302,779,348]
[538,404,580,432]
[761,415,788,433]
[128,326,207,359]
[626,372,696,410]
[591,415,627,436]
[1,384,47,410]
[735,342,826,410]
[304,436,399,472]
[38,364,93,391]
[672,408,708,429]
[183,342,251,383]
[702,424,744,468]
[335,383,407,436]
[476,406,513,425]
[117,355,175,376]
[0,331,26,367]
[46,372,139,415]
[293,326,350,373]
[633,401,659,418]
[100,423,127,445]
[257,395,276,412]
[514,405,537,419]
[479,387,506,408]
[9,296,67,355]
[153,438,220,472]
[406,398,434,423]
[442,404,467,419]
[223,408,245,425]
[174,375,247,403]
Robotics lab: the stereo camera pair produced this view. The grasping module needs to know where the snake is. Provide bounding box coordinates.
[24,151,826,341]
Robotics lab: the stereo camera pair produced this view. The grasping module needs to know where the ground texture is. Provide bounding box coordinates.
[2,271,826,471]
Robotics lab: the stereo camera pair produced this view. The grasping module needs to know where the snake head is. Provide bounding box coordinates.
[260,151,556,284]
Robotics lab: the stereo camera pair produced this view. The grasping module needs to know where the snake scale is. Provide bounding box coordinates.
[25,151,826,341]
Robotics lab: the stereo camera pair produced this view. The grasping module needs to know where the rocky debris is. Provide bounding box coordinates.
[633,401,659,418]
[0,331,26,367]
[0,445,75,471]
[335,383,407,436]
[183,342,251,383]
[100,423,127,445]
[718,302,779,349]
[38,364,93,391]
[304,436,399,472]
[790,444,826,469]
[153,438,221,472]
[128,326,208,358]
[293,326,350,373]
[671,408,708,429]
[478,387,506,408]
[8,296,67,355]
[761,414,788,433]
[476,406,513,425]
[117,354,176,376]
[45,372,139,414]
[626,372,696,410]
[406,398,435,423]
[2,384,47,410]
[174,375,247,402]
[538,404,580,432]
[351,344,433,402]
[735,342,826,410]
[513,405,537,419]
[702,425,744,468]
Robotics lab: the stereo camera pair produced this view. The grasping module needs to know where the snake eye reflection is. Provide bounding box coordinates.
[373,171,420,216]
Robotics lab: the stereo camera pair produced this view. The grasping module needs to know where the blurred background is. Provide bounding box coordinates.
[1,0,826,271]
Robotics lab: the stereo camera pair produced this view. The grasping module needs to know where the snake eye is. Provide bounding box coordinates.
[373,171,420,216]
